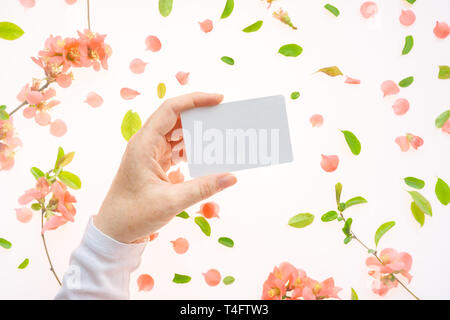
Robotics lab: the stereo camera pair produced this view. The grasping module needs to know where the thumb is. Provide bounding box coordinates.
[170,173,237,211]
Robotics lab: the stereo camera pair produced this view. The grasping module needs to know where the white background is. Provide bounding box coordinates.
[0,0,449,300]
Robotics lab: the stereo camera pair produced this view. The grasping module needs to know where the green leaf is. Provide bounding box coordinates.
[398,76,414,88]
[335,182,342,205]
[194,216,211,236]
[0,105,6,111]
[290,91,300,100]
[402,35,414,55]
[218,237,234,248]
[374,221,395,247]
[435,178,450,206]
[404,177,425,189]
[0,109,9,120]
[31,203,41,211]
[242,20,263,33]
[341,130,361,155]
[324,4,340,17]
[317,66,343,77]
[368,249,376,254]
[223,276,235,285]
[58,171,81,190]
[342,218,352,236]
[344,236,352,244]
[278,44,303,57]
[351,288,359,300]
[172,273,191,284]
[176,211,190,219]
[411,202,425,227]
[157,83,166,99]
[321,210,338,222]
[30,167,45,180]
[338,202,346,212]
[18,258,29,269]
[121,110,142,142]
[288,213,315,228]
[435,110,450,128]
[407,191,432,216]
[406,0,416,4]
[158,0,173,17]
[0,238,12,249]
[337,216,344,221]
[54,147,65,170]
[58,152,75,168]
[220,0,234,19]
[344,196,367,209]
[221,56,234,65]
[0,22,24,40]
[438,66,450,79]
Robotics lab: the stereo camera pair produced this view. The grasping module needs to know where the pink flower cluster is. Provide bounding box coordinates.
[366,248,413,296]
[262,262,341,300]
[16,177,77,233]
[0,117,22,171]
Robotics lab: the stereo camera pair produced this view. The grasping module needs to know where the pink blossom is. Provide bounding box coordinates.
[199,19,213,33]
[51,181,77,222]
[18,177,50,205]
[0,117,22,171]
[42,215,68,234]
[302,277,342,300]
[434,21,450,39]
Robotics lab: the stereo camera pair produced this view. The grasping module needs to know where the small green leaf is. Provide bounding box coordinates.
[223,276,235,285]
[408,191,432,216]
[317,66,343,77]
[342,218,352,236]
[411,202,425,227]
[31,203,41,211]
[398,76,414,88]
[220,0,234,19]
[337,216,344,221]
[0,22,24,40]
[435,178,450,206]
[435,110,450,128]
[402,35,414,55]
[58,152,75,168]
[335,182,342,205]
[0,109,9,120]
[30,167,45,180]
[321,210,338,222]
[18,258,29,269]
[242,20,263,33]
[221,56,234,65]
[54,147,65,170]
[157,83,166,99]
[344,197,367,209]
[351,288,359,300]
[121,110,142,142]
[324,4,340,17]
[58,171,81,190]
[344,235,352,244]
[158,0,173,17]
[341,130,361,155]
[406,0,416,4]
[218,237,234,248]
[374,221,395,247]
[438,66,450,79]
[338,202,346,212]
[278,44,303,57]
[176,211,190,219]
[194,216,211,236]
[172,273,191,284]
[368,249,376,254]
[0,105,6,110]
[0,238,12,249]
[288,213,315,228]
[404,177,425,189]
[290,91,300,100]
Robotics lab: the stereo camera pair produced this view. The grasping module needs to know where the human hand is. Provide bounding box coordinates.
[94,92,237,243]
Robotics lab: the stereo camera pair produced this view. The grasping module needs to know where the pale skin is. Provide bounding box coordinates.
[93,92,237,244]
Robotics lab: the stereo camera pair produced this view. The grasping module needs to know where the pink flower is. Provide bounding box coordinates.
[78,30,112,71]
[262,273,286,300]
[273,9,297,30]
[42,215,69,234]
[199,19,213,33]
[63,37,89,68]
[18,177,50,205]
[51,181,77,222]
[442,119,450,134]
[302,277,342,300]
[434,21,450,39]
[0,117,22,171]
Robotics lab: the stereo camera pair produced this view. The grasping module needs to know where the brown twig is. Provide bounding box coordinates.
[41,211,62,286]
[87,0,91,31]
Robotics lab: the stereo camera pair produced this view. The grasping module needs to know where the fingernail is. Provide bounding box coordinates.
[217,174,237,189]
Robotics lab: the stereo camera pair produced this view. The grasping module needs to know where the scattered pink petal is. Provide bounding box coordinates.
[171,238,189,254]
[395,136,409,152]
[50,119,67,137]
[399,10,416,26]
[198,202,220,219]
[176,72,190,86]
[56,74,72,88]
[309,114,324,127]
[360,2,378,19]
[407,133,424,150]
[120,88,141,100]
[202,269,221,287]
[320,155,339,172]
[145,35,162,52]
[442,120,450,134]
[35,111,51,126]
[85,92,104,108]
[129,58,148,74]
[434,21,450,39]
[168,168,184,184]
[381,80,400,97]
[23,106,36,119]
[19,0,35,8]
[392,98,410,115]
[149,232,159,241]
[65,0,77,4]
[15,208,33,223]
[137,274,154,292]
[345,76,361,84]
[199,19,214,33]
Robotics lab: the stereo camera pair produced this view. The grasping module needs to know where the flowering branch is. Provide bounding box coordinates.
[8,80,51,117]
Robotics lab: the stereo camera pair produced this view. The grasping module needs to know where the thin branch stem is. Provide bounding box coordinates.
[87,0,91,31]
[41,211,62,286]
[8,81,51,117]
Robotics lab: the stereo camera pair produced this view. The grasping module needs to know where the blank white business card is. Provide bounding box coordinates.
[180,95,293,177]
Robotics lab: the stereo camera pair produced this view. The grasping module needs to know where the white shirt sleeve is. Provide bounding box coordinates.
[55,217,147,300]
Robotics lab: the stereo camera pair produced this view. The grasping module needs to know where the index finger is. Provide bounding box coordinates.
[144,92,224,136]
